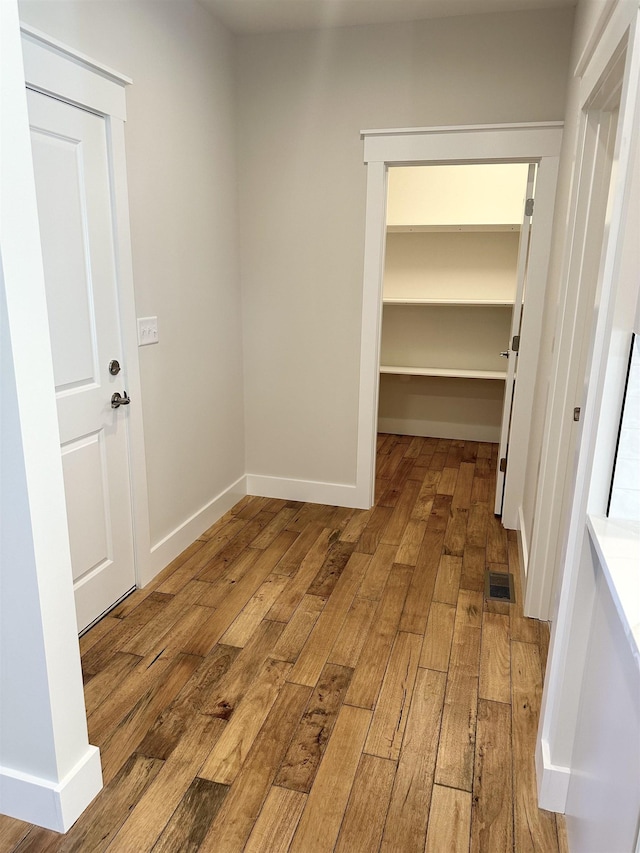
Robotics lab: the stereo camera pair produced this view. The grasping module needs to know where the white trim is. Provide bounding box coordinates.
[0,746,102,833]
[536,2,640,816]
[146,476,248,582]
[536,737,571,813]
[357,123,563,515]
[377,417,500,444]
[517,504,529,579]
[246,474,368,509]
[20,29,152,596]
[21,26,128,120]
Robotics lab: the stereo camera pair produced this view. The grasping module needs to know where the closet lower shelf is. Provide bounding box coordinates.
[380,365,507,380]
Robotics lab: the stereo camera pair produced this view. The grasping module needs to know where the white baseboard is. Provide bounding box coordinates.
[536,736,571,813]
[144,474,247,585]
[0,745,102,832]
[377,417,501,443]
[246,474,369,509]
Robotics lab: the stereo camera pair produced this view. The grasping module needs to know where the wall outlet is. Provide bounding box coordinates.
[137,316,159,346]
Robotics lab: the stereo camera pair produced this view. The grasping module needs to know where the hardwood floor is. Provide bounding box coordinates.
[0,435,567,852]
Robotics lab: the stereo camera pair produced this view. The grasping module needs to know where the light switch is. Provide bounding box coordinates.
[137,316,159,346]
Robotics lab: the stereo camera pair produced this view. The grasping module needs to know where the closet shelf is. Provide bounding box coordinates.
[387,224,521,233]
[382,297,514,307]
[380,365,507,380]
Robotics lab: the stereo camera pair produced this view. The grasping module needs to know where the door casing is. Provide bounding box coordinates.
[20,25,152,592]
[357,122,562,610]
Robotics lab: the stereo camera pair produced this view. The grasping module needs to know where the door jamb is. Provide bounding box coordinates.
[356,124,562,604]
[20,24,152,588]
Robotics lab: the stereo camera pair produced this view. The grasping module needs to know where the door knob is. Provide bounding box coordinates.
[111,391,131,408]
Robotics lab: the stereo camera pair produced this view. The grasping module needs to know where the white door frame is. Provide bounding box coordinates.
[535,1,640,813]
[356,124,563,565]
[20,25,152,589]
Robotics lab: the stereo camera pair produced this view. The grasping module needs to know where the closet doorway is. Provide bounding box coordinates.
[355,124,563,579]
[378,163,535,515]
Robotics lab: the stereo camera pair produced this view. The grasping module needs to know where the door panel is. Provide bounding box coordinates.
[494,163,536,516]
[28,88,136,632]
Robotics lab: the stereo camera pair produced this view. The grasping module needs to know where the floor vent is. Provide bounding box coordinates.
[484,570,515,603]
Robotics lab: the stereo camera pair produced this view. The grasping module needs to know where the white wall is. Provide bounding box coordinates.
[236,8,575,489]
[19,0,246,551]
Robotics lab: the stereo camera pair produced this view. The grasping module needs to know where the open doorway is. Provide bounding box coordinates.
[355,124,563,611]
[377,163,533,516]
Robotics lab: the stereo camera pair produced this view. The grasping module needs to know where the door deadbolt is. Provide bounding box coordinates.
[109,359,121,376]
[111,391,131,408]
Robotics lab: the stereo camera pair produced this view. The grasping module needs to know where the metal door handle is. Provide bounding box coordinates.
[500,351,510,358]
[111,391,131,408]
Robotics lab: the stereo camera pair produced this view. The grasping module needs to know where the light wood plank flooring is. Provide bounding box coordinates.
[0,435,567,852]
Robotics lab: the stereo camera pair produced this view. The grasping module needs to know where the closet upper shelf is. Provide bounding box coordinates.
[387,224,520,233]
[383,297,514,307]
[380,365,507,380]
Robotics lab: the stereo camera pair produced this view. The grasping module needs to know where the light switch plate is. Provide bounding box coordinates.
[137,316,159,346]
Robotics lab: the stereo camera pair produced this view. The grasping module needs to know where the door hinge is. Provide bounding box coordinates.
[525,197,534,216]
[499,457,507,473]
[512,334,520,352]
[573,407,581,422]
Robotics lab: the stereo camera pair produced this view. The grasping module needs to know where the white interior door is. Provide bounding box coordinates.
[28,88,136,632]
[494,163,536,515]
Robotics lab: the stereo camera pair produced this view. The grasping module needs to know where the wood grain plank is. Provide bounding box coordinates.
[249,507,300,550]
[271,594,326,663]
[433,553,462,605]
[355,505,393,555]
[288,705,372,853]
[357,543,396,601]
[411,470,440,521]
[97,653,202,785]
[271,521,325,577]
[109,714,224,853]
[82,592,173,676]
[420,602,456,672]
[275,662,352,793]
[79,614,120,656]
[486,511,508,564]
[437,466,458,495]
[266,528,336,622]
[380,479,421,546]
[244,787,307,853]
[288,553,368,687]
[472,699,513,853]
[339,508,374,544]
[479,612,511,704]
[395,518,427,566]
[198,682,311,853]
[83,652,142,717]
[399,529,443,635]
[199,658,291,785]
[194,548,261,607]
[307,541,357,598]
[328,596,377,669]
[344,564,412,709]
[364,631,422,760]
[460,544,486,593]
[219,575,289,647]
[512,641,558,852]
[201,620,284,719]
[434,666,478,792]
[334,754,396,853]
[150,777,229,853]
[0,816,30,853]
[466,502,489,548]
[443,507,468,558]
[451,461,475,510]
[425,785,472,853]
[136,644,239,760]
[380,668,446,853]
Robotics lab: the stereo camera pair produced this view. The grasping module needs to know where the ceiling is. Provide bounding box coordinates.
[198,0,576,35]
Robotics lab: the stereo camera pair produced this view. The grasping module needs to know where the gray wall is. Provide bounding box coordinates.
[237,8,575,486]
